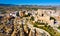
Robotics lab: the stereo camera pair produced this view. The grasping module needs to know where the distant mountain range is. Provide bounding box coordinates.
[0,4,19,6]
[0,4,60,9]
[0,3,59,7]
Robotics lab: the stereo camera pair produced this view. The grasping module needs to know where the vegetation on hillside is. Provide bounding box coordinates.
[33,22,60,36]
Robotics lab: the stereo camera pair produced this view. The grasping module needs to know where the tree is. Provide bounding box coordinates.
[58,26,60,29]
[50,17,56,21]
[30,16,34,21]
[16,12,19,16]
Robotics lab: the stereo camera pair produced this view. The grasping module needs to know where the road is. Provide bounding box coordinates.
[26,22,51,36]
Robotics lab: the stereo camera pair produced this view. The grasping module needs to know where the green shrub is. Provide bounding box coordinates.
[58,26,60,30]
[50,17,56,21]
[30,16,34,21]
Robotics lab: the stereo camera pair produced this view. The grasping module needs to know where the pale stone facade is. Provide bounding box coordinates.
[34,9,55,25]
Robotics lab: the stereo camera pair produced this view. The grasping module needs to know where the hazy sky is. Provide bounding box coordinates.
[0,0,60,5]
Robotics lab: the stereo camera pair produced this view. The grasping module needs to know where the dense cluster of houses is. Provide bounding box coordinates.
[0,8,60,36]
